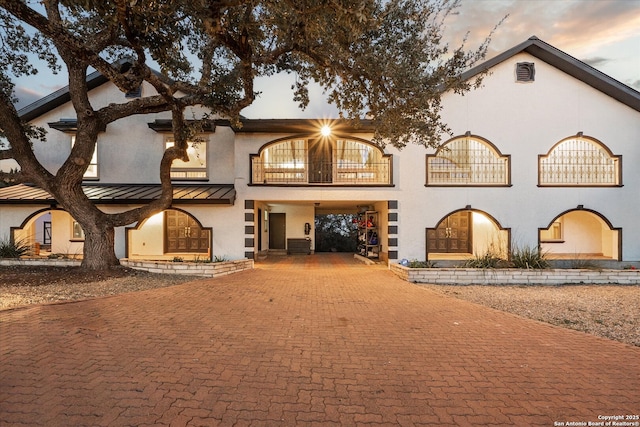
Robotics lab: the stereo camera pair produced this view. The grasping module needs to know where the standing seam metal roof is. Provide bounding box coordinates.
[0,183,236,205]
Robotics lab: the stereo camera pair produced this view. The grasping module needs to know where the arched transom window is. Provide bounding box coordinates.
[251,137,391,185]
[539,136,621,186]
[426,135,510,185]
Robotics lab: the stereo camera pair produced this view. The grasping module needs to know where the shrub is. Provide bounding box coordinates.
[511,245,549,269]
[0,237,31,258]
[462,251,505,269]
[213,255,229,263]
[408,260,437,268]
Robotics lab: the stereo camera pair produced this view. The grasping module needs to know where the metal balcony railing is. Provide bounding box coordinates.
[251,159,392,185]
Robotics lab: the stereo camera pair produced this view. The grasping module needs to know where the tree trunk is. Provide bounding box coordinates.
[81,225,120,270]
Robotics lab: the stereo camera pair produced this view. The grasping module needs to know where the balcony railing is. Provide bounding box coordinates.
[251,159,392,185]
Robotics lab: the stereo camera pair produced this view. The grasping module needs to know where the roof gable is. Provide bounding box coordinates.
[461,36,640,112]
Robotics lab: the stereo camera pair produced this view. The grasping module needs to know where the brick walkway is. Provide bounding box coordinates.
[1,253,638,426]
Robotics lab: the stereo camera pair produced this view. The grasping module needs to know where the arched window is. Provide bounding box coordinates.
[251,137,391,185]
[538,136,621,186]
[426,135,510,185]
[254,139,307,183]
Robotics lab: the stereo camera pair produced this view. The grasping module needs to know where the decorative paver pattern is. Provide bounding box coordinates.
[1,254,639,426]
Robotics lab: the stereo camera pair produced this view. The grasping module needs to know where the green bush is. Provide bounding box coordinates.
[462,252,505,269]
[511,245,549,269]
[408,260,437,268]
[0,237,31,258]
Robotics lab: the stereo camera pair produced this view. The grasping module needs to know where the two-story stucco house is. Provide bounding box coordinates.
[1,36,639,265]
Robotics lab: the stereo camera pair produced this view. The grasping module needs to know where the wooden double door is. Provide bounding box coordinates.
[165,210,210,253]
[427,211,472,253]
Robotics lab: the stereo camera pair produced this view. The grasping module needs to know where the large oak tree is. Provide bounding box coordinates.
[0,0,495,269]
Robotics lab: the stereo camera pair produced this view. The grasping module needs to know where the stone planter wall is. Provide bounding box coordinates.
[0,258,81,268]
[120,258,254,278]
[389,263,640,285]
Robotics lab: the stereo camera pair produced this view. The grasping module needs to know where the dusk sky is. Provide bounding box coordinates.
[12,0,640,119]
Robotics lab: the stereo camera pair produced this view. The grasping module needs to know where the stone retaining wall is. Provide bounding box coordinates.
[389,263,640,285]
[121,258,254,277]
[1,258,254,278]
[0,258,81,267]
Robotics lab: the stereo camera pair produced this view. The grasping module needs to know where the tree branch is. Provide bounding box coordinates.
[2,0,139,93]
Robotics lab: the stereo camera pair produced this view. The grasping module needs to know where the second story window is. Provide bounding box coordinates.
[538,135,621,186]
[165,138,208,180]
[426,135,510,186]
[71,136,98,179]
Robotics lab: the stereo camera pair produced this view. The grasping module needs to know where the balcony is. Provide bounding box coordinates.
[251,159,392,185]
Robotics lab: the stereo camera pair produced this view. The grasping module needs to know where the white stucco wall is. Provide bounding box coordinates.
[20,81,235,185]
[390,51,640,261]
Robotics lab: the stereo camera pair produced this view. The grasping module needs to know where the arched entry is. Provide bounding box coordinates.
[12,208,84,257]
[127,208,211,261]
[426,209,510,261]
[540,209,620,260]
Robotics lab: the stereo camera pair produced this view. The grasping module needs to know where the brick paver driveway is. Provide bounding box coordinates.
[1,253,639,426]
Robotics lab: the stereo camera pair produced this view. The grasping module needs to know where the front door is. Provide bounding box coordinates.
[165,210,209,253]
[427,211,472,253]
[269,213,286,249]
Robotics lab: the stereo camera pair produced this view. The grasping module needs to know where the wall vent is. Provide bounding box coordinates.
[516,62,535,82]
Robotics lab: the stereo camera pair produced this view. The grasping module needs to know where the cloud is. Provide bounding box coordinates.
[582,57,610,67]
[443,0,640,56]
[13,86,45,109]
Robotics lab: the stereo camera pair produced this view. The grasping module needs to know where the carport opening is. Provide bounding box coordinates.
[314,214,358,253]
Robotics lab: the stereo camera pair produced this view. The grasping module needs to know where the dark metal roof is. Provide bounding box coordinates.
[460,36,640,112]
[0,183,236,205]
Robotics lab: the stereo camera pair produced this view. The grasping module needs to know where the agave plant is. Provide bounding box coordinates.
[0,237,31,258]
[510,245,549,269]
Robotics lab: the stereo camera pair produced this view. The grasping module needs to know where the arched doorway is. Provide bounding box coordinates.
[127,208,211,261]
[426,209,510,261]
[12,208,84,257]
[540,209,620,260]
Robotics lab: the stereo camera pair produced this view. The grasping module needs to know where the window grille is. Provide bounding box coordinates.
[539,137,620,186]
[254,139,307,183]
[427,136,509,185]
[334,139,389,184]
